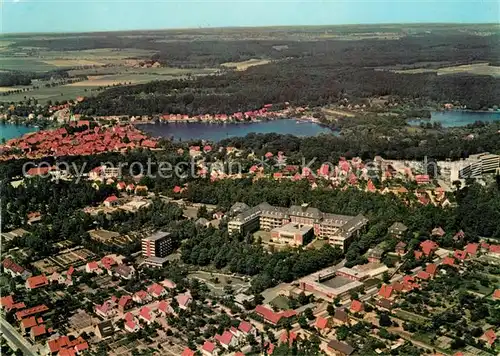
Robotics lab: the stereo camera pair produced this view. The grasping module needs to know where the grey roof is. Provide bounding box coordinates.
[113,264,133,277]
[340,214,369,235]
[333,308,349,323]
[229,202,250,216]
[195,218,210,226]
[96,320,114,338]
[143,231,170,241]
[321,213,353,227]
[289,205,322,220]
[367,247,384,258]
[389,222,408,233]
[327,340,355,355]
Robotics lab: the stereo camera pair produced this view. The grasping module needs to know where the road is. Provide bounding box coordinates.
[0,316,38,355]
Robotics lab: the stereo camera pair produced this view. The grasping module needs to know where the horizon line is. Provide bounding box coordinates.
[2,21,498,36]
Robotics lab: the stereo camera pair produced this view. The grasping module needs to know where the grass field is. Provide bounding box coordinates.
[270,295,291,310]
[395,309,430,324]
[0,58,59,71]
[392,62,500,77]
[221,58,271,71]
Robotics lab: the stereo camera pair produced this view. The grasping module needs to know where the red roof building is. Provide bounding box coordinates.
[378,284,393,299]
[238,320,254,335]
[26,274,49,289]
[425,263,438,277]
[465,243,479,255]
[215,331,235,349]
[481,329,497,346]
[202,340,216,354]
[350,300,364,313]
[181,348,196,356]
[454,250,468,261]
[442,256,456,267]
[416,271,431,280]
[420,240,438,256]
[315,316,330,330]
[15,305,49,321]
[255,305,297,325]
[493,289,500,300]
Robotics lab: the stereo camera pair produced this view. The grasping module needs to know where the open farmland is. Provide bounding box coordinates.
[391,62,500,77]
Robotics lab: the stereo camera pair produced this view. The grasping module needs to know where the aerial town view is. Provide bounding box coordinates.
[0,1,499,355]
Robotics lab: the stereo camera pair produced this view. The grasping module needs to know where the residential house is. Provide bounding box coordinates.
[20,316,38,334]
[181,348,196,356]
[133,290,151,304]
[350,300,364,314]
[425,263,438,278]
[104,195,119,207]
[315,316,332,333]
[431,227,445,237]
[388,222,408,238]
[215,331,237,349]
[2,258,31,279]
[420,240,439,256]
[238,320,257,337]
[30,324,46,342]
[327,339,355,356]
[138,306,154,325]
[15,305,49,321]
[147,283,166,299]
[176,293,192,310]
[26,274,49,290]
[95,320,114,340]
[112,264,135,280]
[124,313,140,333]
[157,300,174,316]
[118,295,133,313]
[333,309,349,325]
[254,305,297,325]
[395,241,407,255]
[481,329,497,347]
[202,340,218,356]
[378,285,394,299]
[465,243,479,256]
[161,279,176,290]
[95,301,115,319]
[85,261,103,274]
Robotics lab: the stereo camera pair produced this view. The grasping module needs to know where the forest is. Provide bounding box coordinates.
[52,30,500,115]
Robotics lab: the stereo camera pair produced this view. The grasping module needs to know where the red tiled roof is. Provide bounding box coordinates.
[118,295,132,308]
[482,329,497,345]
[147,283,165,297]
[0,295,14,310]
[315,316,329,329]
[31,324,46,337]
[414,250,423,260]
[378,284,393,299]
[493,289,500,300]
[104,195,118,203]
[425,263,437,276]
[420,240,438,256]
[21,316,37,329]
[465,243,478,255]
[350,300,364,313]
[139,306,152,321]
[442,256,456,266]
[2,258,26,275]
[454,250,467,261]
[279,331,298,345]
[238,320,253,333]
[215,331,234,346]
[181,347,195,356]
[202,340,216,352]
[16,305,49,320]
[417,271,431,280]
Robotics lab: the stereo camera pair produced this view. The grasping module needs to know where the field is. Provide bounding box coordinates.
[391,62,500,77]
[394,309,430,324]
[188,270,250,296]
[221,59,272,71]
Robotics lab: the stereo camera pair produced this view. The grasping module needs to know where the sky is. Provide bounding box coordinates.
[1,0,498,34]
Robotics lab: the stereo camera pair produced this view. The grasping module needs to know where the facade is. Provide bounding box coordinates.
[270,223,313,246]
[142,232,173,259]
[228,203,368,250]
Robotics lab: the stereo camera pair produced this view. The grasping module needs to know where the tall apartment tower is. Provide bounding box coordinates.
[142,232,172,259]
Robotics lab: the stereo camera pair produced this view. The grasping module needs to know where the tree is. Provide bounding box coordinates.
[304,307,315,321]
[327,304,335,316]
[379,313,392,327]
[382,271,391,284]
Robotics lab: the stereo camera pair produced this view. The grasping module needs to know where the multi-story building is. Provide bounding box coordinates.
[142,232,173,267]
[227,202,368,250]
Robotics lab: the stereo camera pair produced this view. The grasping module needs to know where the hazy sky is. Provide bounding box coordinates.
[1,0,498,34]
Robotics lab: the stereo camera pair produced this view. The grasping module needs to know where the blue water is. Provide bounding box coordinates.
[138,119,332,141]
[0,123,38,141]
[409,111,500,128]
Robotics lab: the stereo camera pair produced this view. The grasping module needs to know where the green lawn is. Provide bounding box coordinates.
[395,309,429,324]
[270,295,291,310]
[0,58,58,71]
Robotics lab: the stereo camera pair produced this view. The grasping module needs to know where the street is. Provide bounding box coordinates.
[0,316,38,355]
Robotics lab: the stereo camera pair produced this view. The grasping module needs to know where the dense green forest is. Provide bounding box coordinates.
[55,31,500,115]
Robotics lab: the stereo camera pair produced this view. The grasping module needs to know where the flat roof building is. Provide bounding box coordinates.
[142,232,173,263]
[228,202,368,250]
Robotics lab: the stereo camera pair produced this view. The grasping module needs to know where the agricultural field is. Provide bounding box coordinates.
[391,62,500,77]
[221,58,272,71]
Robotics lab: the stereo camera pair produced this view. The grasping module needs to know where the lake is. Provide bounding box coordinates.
[0,123,38,141]
[138,119,333,141]
[409,111,500,128]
